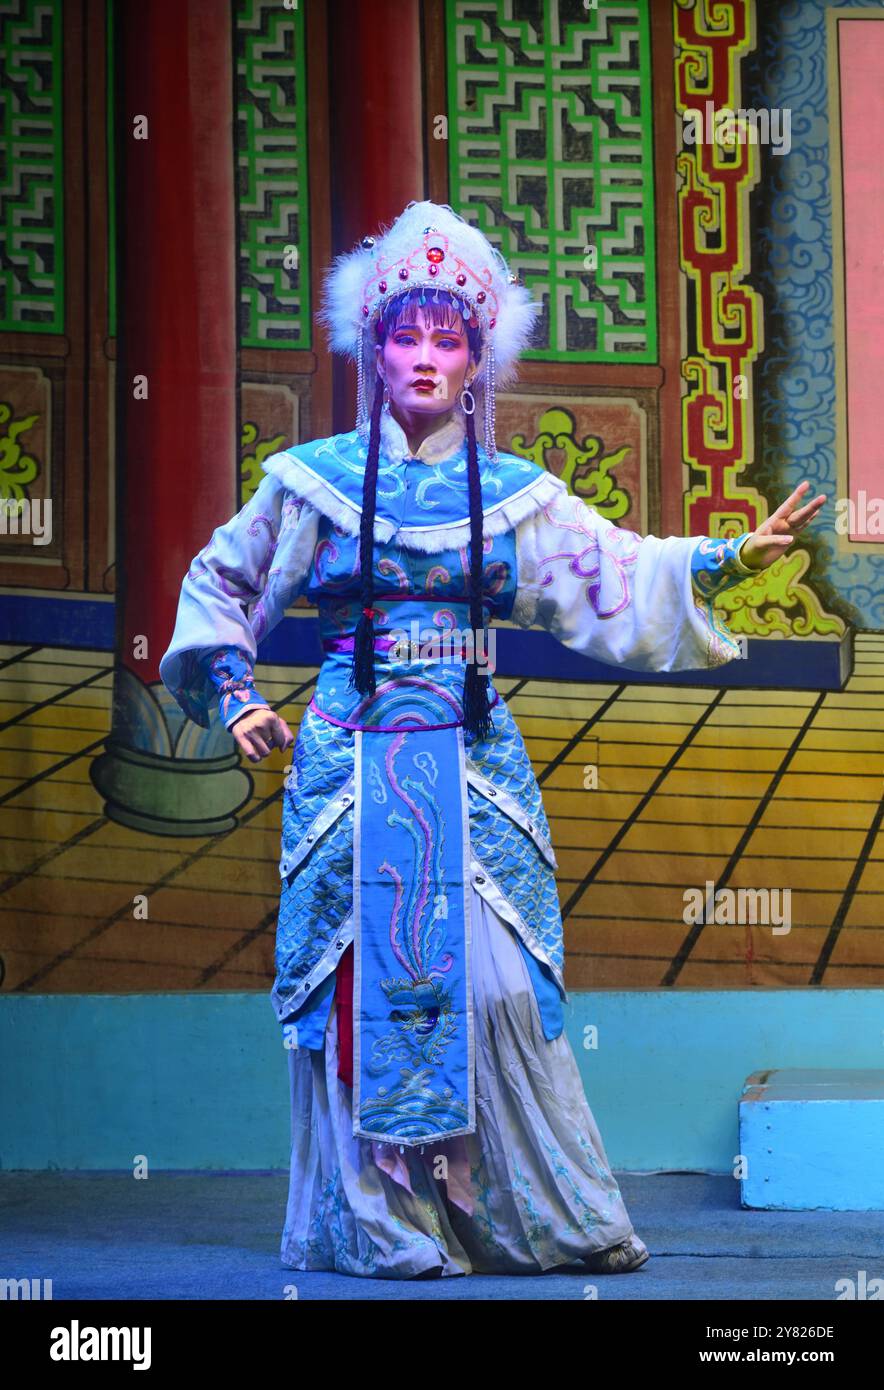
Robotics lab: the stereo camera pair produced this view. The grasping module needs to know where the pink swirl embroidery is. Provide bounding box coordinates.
[484,559,508,596]
[426,563,453,589]
[538,496,640,619]
[433,608,460,632]
[378,557,410,588]
[187,509,279,589]
[280,495,306,531]
[314,535,360,591]
[457,534,493,584]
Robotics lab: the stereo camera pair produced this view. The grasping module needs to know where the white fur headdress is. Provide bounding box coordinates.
[315,200,540,461]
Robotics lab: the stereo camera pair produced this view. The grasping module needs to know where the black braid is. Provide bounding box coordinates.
[347,372,385,699]
[461,403,495,742]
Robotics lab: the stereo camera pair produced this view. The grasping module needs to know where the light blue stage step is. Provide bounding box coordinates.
[740,1069,884,1211]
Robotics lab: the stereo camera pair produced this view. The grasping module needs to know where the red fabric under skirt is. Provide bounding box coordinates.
[335,942,354,1087]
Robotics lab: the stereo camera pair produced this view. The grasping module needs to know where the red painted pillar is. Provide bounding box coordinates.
[326,0,425,427]
[92,0,249,834]
[119,0,237,682]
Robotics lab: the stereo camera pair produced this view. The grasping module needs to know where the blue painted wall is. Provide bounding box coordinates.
[748,0,884,626]
[1,991,881,1171]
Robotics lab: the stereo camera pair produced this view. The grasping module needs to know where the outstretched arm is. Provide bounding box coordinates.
[510,479,825,674]
[511,478,827,673]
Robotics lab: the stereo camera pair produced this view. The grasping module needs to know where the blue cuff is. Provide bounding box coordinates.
[690,533,754,600]
[515,937,564,1041]
[199,647,271,729]
[281,972,337,1050]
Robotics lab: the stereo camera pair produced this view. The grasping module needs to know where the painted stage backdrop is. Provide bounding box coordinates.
[0,0,881,1002]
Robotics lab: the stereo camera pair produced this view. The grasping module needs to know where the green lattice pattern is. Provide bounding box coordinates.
[0,0,64,332]
[235,0,311,348]
[445,0,657,362]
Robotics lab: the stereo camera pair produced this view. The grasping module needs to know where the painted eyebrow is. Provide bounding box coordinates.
[391,322,464,334]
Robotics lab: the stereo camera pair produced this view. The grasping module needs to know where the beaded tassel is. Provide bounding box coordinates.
[355,326,369,439]
[484,339,497,462]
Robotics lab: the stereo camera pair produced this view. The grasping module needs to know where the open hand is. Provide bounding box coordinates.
[740,480,827,572]
[229,707,294,763]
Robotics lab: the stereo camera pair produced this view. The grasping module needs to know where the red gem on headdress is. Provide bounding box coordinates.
[398,268,409,280]
[426,247,444,263]
[428,264,439,276]
[456,273,466,286]
[477,291,486,303]
[489,318,496,328]
[362,305,369,316]
[379,280,387,293]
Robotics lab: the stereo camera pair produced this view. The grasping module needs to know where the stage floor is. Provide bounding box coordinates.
[2,1171,882,1300]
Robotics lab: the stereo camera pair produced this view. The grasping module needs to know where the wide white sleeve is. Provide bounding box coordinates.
[159,471,320,727]
[511,484,743,672]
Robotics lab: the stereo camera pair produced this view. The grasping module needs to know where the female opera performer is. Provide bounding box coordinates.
[159,201,825,1280]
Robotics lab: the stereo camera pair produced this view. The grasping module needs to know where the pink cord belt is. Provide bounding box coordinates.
[322,634,472,658]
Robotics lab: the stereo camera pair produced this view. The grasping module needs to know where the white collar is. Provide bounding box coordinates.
[379,406,467,465]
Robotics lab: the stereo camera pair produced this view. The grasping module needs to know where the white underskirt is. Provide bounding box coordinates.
[280,888,638,1278]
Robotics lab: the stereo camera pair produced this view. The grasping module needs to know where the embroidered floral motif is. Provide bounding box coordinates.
[466,1158,509,1259]
[387,1212,440,1258]
[511,1157,555,1258]
[537,1131,604,1237]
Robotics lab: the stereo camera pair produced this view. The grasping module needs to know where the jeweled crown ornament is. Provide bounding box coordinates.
[316,200,539,461]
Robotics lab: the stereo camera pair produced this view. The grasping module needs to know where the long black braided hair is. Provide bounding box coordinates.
[347,287,496,743]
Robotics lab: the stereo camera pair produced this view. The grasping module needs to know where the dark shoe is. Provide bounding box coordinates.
[582,1234,649,1274]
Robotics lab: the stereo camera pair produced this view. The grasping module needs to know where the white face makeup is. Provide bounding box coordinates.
[375,305,475,421]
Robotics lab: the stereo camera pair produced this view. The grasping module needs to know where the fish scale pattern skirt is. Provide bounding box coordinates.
[280,888,640,1278]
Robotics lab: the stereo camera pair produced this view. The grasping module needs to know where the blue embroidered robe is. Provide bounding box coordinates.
[160,409,752,1146]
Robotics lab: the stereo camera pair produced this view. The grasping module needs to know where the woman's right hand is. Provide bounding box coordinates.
[228,707,295,763]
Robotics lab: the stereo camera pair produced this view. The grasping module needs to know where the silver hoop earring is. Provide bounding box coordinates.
[459,384,476,416]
